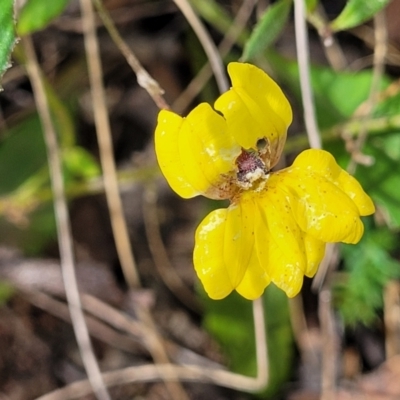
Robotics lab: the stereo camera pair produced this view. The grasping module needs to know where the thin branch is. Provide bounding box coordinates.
[22,36,111,400]
[313,241,340,400]
[347,11,388,174]
[312,243,339,293]
[294,8,338,394]
[252,297,269,386]
[306,4,347,71]
[294,0,321,149]
[383,281,400,358]
[80,294,227,369]
[79,0,141,288]
[319,289,338,400]
[284,113,400,153]
[142,184,202,313]
[92,0,169,110]
[288,296,311,357]
[36,297,269,400]
[133,300,191,400]
[173,0,229,93]
[350,25,400,67]
[217,0,255,59]
[173,0,256,113]
[294,3,343,397]
[18,287,144,355]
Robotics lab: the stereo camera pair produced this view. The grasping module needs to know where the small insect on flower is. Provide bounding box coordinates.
[155,62,375,300]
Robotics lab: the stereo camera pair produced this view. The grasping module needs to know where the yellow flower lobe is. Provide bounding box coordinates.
[154,62,375,301]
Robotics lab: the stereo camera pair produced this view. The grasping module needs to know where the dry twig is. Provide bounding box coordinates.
[384,282,400,358]
[22,36,111,400]
[142,184,202,313]
[92,0,169,110]
[36,297,269,400]
[173,0,229,93]
[319,289,338,400]
[306,4,347,71]
[294,2,343,397]
[79,0,140,288]
[133,298,191,400]
[294,0,321,149]
[173,0,257,113]
[350,25,400,67]
[347,11,388,173]
[18,287,143,355]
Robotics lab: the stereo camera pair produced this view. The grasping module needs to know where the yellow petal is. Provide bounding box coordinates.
[214,62,292,168]
[277,169,365,244]
[222,198,255,288]
[155,105,240,199]
[194,209,233,299]
[235,249,271,300]
[302,233,326,277]
[179,104,241,199]
[337,170,375,216]
[254,190,306,298]
[292,148,343,179]
[293,149,375,216]
[193,201,256,300]
[155,110,198,198]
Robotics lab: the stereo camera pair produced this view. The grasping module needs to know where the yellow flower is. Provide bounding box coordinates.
[155,62,375,300]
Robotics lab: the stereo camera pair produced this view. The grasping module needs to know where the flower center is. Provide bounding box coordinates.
[235,149,270,191]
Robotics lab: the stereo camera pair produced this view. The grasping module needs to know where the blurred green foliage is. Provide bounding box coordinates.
[0,108,100,254]
[355,133,400,228]
[0,281,15,305]
[305,0,318,13]
[202,285,293,398]
[0,0,16,79]
[0,115,47,195]
[337,225,400,325]
[268,53,391,128]
[330,0,392,31]
[241,0,291,62]
[17,0,71,35]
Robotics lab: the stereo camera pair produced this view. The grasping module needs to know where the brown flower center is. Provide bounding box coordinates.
[235,148,269,191]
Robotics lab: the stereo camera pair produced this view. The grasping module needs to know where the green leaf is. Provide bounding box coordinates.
[202,285,294,397]
[241,0,292,62]
[0,115,48,195]
[0,281,15,305]
[336,226,400,326]
[17,0,70,35]
[373,91,400,120]
[305,0,319,12]
[63,147,101,181]
[358,134,400,228]
[0,0,16,80]
[330,0,391,32]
